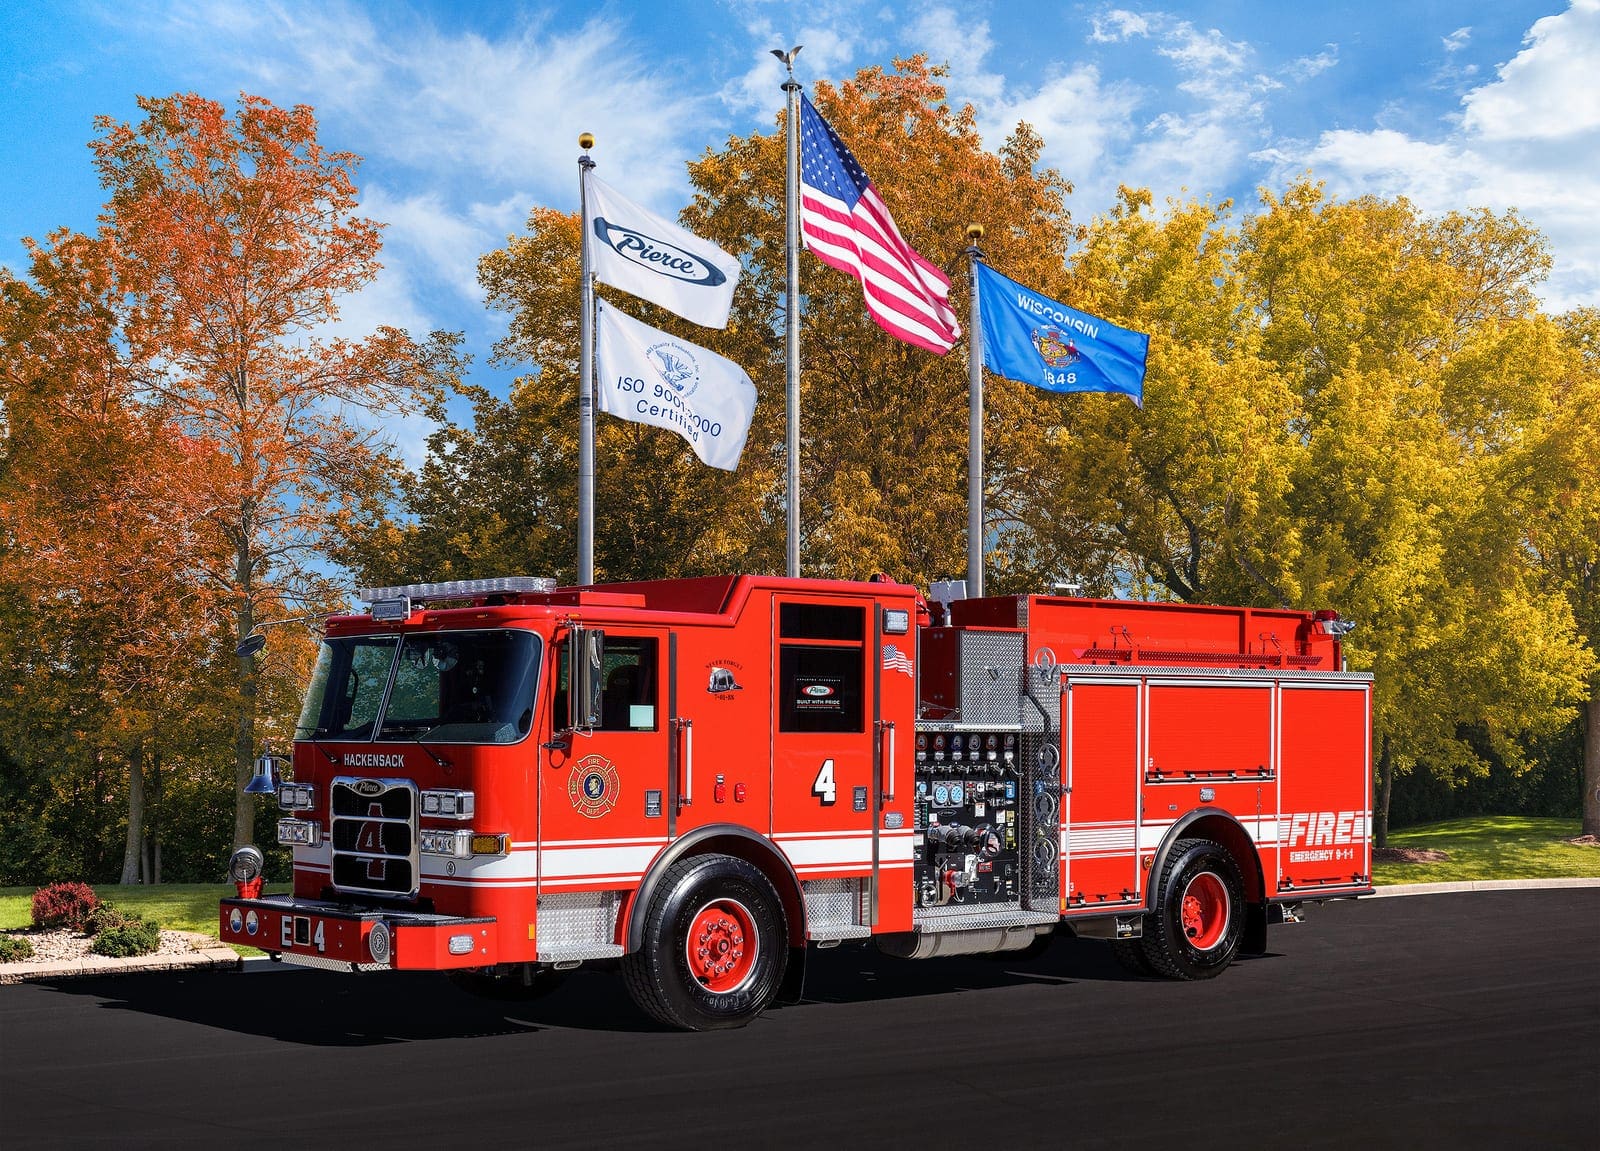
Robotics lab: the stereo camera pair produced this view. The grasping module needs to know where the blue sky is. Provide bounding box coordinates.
[4,1,1597,459]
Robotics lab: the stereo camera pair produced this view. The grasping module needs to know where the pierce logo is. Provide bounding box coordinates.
[803,684,835,697]
[593,218,728,287]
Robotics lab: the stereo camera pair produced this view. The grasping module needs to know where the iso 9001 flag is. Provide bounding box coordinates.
[798,93,961,355]
[595,299,757,471]
[586,173,741,329]
[975,262,1148,405]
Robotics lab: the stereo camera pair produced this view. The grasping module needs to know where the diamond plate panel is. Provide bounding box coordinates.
[957,631,1026,724]
[803,878,869,938]
[537,890,621,959]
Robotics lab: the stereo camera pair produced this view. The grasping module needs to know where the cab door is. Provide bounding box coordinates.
[769,599,880,922]
[538,628,671,898]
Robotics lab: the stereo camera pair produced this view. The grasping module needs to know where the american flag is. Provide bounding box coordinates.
[881,643,914,676]
[798,93,962,355]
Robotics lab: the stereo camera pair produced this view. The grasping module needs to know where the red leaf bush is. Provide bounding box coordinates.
[30,882,100,931]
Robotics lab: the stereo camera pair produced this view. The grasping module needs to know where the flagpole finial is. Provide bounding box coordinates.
[579,132,595,151]
[771,45,802,83]
[966,223,984,241]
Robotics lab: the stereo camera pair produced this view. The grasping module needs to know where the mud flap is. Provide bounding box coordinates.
[1242,901,1269,955]
[777,944,807,1005]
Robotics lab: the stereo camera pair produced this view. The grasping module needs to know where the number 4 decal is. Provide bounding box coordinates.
[812,758,837,805]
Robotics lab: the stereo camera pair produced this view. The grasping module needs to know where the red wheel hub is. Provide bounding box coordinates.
[686,898,758,993]
[1179,871,1230,951]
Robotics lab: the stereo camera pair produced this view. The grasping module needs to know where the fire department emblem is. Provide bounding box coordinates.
[1031,326,1080,368]
[569,754,620,819]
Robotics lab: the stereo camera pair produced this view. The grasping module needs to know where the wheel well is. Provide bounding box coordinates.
[623,825,806,952]
[1147,808,1264,906]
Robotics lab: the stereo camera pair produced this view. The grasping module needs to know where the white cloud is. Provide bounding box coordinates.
[1267,0,1600,311]
[143,1,712,205]
[1462,1,1600,140]
[1286,45,1339,82]
[1442,27,1472,53]
[1090,9,1151,44]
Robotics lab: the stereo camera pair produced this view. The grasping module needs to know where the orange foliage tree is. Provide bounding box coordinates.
[85,93,463,852]
[0,229,227,880]
[3,93,460,870]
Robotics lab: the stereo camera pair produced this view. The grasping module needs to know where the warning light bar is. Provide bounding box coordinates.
[356,577,557,609]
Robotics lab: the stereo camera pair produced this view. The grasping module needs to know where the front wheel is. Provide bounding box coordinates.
[1138,837,1246,980]
[622,854,788,1031]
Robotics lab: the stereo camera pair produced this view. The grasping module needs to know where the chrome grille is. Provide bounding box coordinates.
[330,777,418,897]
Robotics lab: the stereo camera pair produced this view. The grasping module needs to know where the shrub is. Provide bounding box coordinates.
[91,916,160,958]
[87,900,136,936]
[31,881,99,931]
[0,934,35,962]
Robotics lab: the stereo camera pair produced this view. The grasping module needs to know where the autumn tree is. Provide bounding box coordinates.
[1530,307,1600,835]
[0,229,228,882]
[1036,179,1593,841]
[10,92,462,859]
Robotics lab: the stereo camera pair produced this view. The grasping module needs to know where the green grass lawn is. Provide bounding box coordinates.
[1374,816,1599,884]
[0,883,289,939]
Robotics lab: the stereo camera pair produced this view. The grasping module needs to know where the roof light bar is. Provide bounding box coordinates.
[357,576,557,606]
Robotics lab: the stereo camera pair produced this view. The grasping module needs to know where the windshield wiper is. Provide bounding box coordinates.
[410,727,453,769]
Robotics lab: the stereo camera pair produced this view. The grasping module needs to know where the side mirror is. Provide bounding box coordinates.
[567,626,605,729]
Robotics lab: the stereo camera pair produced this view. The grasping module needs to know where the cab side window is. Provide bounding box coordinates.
[778,603,865,733]
[554,636,659,731]
[600,636,659,731]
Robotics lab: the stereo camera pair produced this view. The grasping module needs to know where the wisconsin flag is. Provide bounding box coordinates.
[586,173,741,329]
[976,262,1148,405]
[595,300,757,470]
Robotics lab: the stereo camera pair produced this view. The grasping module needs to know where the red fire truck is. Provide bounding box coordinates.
[221,574,1372,1030]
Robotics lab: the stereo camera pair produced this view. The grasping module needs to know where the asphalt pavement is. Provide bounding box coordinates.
[1,885,1595,1149]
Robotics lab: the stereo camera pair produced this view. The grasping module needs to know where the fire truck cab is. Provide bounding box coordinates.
[221,574,1372,1030]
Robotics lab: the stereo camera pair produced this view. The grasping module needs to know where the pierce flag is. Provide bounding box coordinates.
[975,262,1148,405]
[586,173,741,329]
[797,93,961,355]
[594,300,757,471]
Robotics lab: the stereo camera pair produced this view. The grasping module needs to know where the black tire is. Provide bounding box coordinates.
[1110,937,1156,977]
[621,853,788,1031]
[448,964,565,1001]
[1138,837,1246,980]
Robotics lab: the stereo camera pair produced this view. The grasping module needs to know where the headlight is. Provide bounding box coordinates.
[277,783,315,810]
[420,828,472,857]
[276,818,322,846]
[420,789,475,819]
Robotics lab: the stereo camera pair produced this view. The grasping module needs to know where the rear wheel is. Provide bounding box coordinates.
[1139,837,1246,980]
[1110,937,1156,977]
[622,854,788,1031]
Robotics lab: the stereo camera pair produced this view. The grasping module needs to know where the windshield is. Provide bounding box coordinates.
[296,630,541,745]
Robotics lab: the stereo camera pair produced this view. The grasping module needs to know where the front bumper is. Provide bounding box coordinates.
[220,895,496,972]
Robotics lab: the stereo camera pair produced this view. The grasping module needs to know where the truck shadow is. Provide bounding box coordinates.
[30,935,1282,1043]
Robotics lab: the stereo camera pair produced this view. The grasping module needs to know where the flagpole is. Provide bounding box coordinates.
[577,133,596,586]
[965,225,985,598]
[775,45,803,579]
